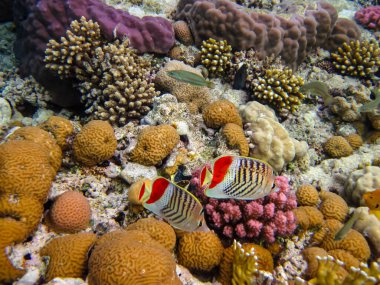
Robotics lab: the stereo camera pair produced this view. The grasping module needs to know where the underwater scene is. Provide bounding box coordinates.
[0,0,380,284]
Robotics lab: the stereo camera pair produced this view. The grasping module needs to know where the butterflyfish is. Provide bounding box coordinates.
[199,155,277,200]
[138,177,205,232]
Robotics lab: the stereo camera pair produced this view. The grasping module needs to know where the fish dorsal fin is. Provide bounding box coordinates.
[145,177,170,204]
[209,155,234,188]
[138,180,152,203]
[200,166,213,187]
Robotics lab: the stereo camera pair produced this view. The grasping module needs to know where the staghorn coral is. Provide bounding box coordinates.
[73,120,117,166]
[296,185,320,207]
[221,123,249,156]
[45,17,159,125]
[319,191,348,222]
[331,40,380,78]
[200,38,232,77]
[46,191,91,233]
[154,60,211,113]
[203,99,243,129]
[177,231,224,272]
[40,232,97,282]
[323,136,353,158]
[344,133,363,150]
[173,21,194,45]
[40,116,74,150]
[126,218,177,252]
[248,68,305,114]
[129,124,180,166]
[88,230,180,285]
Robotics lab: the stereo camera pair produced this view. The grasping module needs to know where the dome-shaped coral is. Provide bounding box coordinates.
[294,206,324,229]
[302,247,329,279]
[126,218,177,252]
[40,116,74,150]
[327,249,360,269]
[323,136,353,158]
[319,191,348,222]
[296,184,320,206]
[130,124,180,166]
[177,231,224,272]
[344,133,363,150]
[40,232,97,282]
[47,191,91,233]
[203,99,243,129]
[173,21,193,45]
[73,120,117,166]
[88,230,180,285]
[200,38,232,77]
[221,123,249,156]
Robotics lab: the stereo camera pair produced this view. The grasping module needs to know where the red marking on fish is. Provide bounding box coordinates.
[200,166,207,186]
[138,182,146,201]
[146,177,170,204]
[209,156,233,189]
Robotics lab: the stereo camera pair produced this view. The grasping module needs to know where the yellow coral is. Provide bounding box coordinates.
[200,38,232,77]
[296,184,320,206]
[73,120,117,166]
[46,191,91,233]
[173,21,194,45]
[40,116,74,150]
[222,123,249,156]
[126,218,176,252]
[177,231,224,272]
[319,191,348,222]
[343,133,363,150]
[203,99,243,129]
[323,136,353,158]
[130,125,180,166]
[40,232,97,282]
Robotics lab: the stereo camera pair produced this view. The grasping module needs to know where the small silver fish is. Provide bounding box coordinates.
[199,155,277,200]
[167,70,215,88]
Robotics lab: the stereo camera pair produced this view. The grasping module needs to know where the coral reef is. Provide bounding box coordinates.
[296,184,320,207]
[203,99,243,129]
[45,17,159,125]
[353,207,380,255]
[73,120,117,166]
[323,136,353,158]
[221,123,249,156]
[40,116,74,150]
[175,0,360,66]
[46,191,91,233]
[344,133,363,150]
[318,191,348,222]
[355,6,380,30]
[173,21,194,45]
[129,124,180,166]
[200,38,232,78]
[331,40,380,78]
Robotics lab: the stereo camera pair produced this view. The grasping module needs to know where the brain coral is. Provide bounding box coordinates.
[73,120,117,166]
[294,206,324,229]
[296,184,320,206]
[0,140,55,202]
[203,99,243,129]
[40,232,97,282]
[154,60,211,113]
[323,136,353,158]
[302,247,329,279]
[7,126,62,172]
[240,101,308,171]
[88,230,181,285]
[126,218,176,252]
[344,133,363,150]
[177,231,224,272]
[40,116,74,150]
[319,191,348,222]
[47,191,91,233]
[221,123,249,156]
[130,124,180,166]
[344,166,380,205]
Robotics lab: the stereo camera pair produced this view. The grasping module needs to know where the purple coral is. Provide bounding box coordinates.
[190,171,297,244]
[355,6,380,30]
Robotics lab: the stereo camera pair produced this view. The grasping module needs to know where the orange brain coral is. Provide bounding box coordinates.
[296,184,320,206]
[73,120,117,166]
[40,232,97,282]
[323,136,353,158]
[47,191,91,233]
[177,231,224,272]
[202,99,243,129]
[319,191,348,222]
[222,123,249,156]
[0,140,55,202]
[126,218,177,251]
[40,116,74,150]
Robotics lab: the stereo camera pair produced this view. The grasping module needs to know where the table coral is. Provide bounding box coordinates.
[45,17,159,125]
[40,232,97,282]
[129,124,180,166]
[355,6,380,30]
[203,99,243,129]
[73,120,117,166]
[200,38,232,78]
[46,191,91,233]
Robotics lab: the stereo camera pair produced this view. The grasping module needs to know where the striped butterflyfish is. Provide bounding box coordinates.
[138,177,204,231]
[199,155,277,200]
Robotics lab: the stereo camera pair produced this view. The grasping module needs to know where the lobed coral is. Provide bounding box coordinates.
[200,38,232,77]
[221,123,249,156]
[46,191,91,233]
[296,184,320,207]
[331,40,380,78]
[173,20,194,45]
[129,124,180,166]
[319,191,348,222]
[203,99,243,129]
[73,120,117,166]
[45,17,159,125]
[40,116,74,150]
[323,136,353,158]
[355,6,380,30]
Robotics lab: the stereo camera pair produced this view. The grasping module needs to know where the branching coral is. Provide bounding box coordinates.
[200,38,232,77]
[45,17,159,126]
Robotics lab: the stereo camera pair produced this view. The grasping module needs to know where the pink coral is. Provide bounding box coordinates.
[355,6,380,30]
[190,173,297,244]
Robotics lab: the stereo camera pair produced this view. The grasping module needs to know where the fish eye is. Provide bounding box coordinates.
[198,220,203,227]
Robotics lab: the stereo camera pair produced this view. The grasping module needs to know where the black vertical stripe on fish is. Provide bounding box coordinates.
[163,186,188,224]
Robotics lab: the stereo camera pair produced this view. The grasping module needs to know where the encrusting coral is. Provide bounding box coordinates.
[200,38,232,77]
[203,99,243,129]
[45,17,159,125]
[331,40,380,78]
[40,116,74,150]
[73,120,117,166]
[40,232,97,282]
[129,124,180,166]
[221,123,249,156]
[46,191,91,233]
[323,136,353,158]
